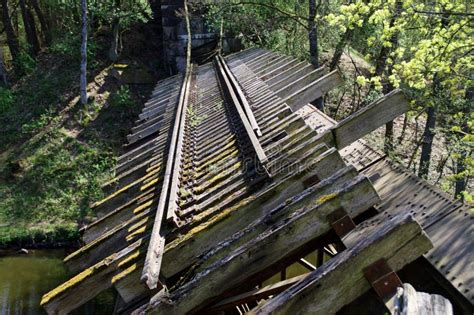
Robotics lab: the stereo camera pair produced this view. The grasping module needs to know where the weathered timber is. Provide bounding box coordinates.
[135,175,379,314]
[206,273,309,313]
[41,239,146,315]
[273,67,327,100]
[393,283,453,315]
[142,64,194,290]
[332,89,409,149]
[282,70,343,112]
[249,215,433,315]
[267,63,314,90]
[160,149,350,279]
[218,55,262,136]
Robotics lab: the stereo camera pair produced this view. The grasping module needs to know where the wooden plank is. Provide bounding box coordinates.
[282,70,343,112]
[249,215,432,315]
[207,274,309,312]
[332,89,409,149]
[134,175,379,314]
[273,67,326,100]
[267,63,313,90]
[141,64,193,290]
[260,59,300,81]
[215,56,268,164]
[219,55,262,136]
[41,239,145,315]
[160,150,353,279]
[424,207,474,305]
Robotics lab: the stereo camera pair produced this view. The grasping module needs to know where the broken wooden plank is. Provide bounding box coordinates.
[331,89,409,149]
[249,215,432,315]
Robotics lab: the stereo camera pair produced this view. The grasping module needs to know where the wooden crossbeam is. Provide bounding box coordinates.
[134,175,379,314]
[41,239,145,315]
[206,273,310,313]
[273,67,326,100]
[160,150,351,279]
[249,215,432,314]
[282,70,344,112]
[331,89,409,149]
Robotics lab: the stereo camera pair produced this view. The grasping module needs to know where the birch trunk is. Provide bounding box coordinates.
[80,0,88,105]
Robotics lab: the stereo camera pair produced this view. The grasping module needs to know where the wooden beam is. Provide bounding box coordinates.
[267,63,313,90]
[249,215,432,315]
[282,70,344,112]
[141,63,193,290]
[207,274,310,313]
[331,89,409,149]
[273,67,326,100]
[160,150,353,279]
[41,239,146,315]
[135,175,379,314]
[218,55,263,137]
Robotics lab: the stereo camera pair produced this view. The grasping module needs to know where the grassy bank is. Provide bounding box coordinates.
[0,33,159,248]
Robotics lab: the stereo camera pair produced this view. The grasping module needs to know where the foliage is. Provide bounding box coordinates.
[14,52,37,75]
[0,87,15,112]
[111,85,135,108]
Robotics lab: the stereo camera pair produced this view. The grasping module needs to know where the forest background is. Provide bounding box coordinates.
[0,0,472,247]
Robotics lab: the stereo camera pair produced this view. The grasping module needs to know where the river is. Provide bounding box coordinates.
[0,249,115,315]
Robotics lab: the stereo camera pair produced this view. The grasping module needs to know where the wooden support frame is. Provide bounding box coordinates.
[133,175,380,314]
[248,215,433,315]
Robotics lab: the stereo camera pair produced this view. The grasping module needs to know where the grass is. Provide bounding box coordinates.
[0,37,155,248]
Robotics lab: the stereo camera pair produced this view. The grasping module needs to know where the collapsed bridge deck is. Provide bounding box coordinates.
[41,48,473,314]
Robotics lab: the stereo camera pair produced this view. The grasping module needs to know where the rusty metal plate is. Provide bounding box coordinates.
[328,208,356,238]
[363,258,402,300]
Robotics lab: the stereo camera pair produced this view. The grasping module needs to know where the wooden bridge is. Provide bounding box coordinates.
[41,48,473,314]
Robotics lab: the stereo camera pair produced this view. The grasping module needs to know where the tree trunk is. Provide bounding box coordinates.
[308,0,323,110]
[374,1,402,153]
[80,0,88,105]
[454,87,473,199]
[19,0,40,56]
[108,0,121,62]
[418,79,439,179]
[148,0,165,67]
[29,0,52,46]
[0,0,20,61]
[0,48,7,86]
[329,28,353,71]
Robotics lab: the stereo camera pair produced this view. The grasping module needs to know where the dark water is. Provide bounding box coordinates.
[0,249,114,315]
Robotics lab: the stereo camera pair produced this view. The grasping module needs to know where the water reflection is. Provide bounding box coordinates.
[0,250,114,315]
